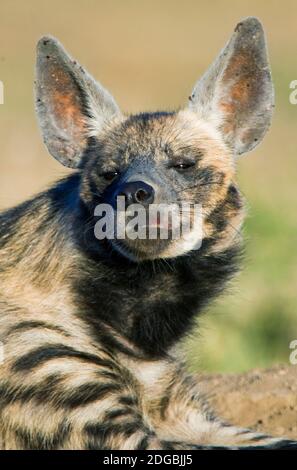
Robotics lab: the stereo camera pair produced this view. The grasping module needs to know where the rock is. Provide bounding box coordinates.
[198,364,297,439]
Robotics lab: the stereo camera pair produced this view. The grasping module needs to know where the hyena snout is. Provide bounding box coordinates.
[115,181,155,208]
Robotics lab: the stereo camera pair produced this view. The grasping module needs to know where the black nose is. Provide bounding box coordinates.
[116,181,155,208]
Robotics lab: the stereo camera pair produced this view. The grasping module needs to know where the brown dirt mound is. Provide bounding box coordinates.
[199,365,297,439]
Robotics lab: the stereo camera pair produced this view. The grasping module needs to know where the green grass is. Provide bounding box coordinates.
[186,205,297,372]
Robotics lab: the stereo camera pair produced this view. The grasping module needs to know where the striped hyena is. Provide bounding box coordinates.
[0,17,295,450]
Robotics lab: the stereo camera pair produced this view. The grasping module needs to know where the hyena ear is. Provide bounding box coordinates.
[35,36,121,168]
[188,17,274,156]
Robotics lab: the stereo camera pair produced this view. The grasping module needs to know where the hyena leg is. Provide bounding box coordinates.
[150,367,297,449]
[0,321,202,450]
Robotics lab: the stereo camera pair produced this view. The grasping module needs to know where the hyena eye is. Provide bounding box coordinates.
[101,171,119,182]
[172,161,195,171]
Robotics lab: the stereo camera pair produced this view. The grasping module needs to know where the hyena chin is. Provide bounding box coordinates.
[0,17,295,450]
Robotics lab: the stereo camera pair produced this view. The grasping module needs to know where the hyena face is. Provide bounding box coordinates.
[35,18,274,261]
[80,111,234,260]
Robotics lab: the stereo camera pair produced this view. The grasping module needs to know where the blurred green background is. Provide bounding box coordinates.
[0,0,296,372]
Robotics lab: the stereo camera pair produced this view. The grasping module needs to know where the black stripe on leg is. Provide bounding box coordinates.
[97,370,121,381]
[85,420,144,439]
[6,321,71,338]
[0,377,121,409]
[84,419,146,449]
[104,408,138,421]
[60,382,122,408]
[15,420,71,450]
[96,328,145,360]
[12,344,115,372]
[118,395,139,407]
[136,434,153,450]
[0,375,63,406]
[159,384,172,419]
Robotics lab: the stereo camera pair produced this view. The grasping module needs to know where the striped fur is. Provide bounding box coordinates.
[0,17,296,450]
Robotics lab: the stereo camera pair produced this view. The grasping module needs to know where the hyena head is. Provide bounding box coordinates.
[35,17,274,261]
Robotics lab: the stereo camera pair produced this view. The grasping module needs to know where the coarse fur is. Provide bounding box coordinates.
[0,17,296,450]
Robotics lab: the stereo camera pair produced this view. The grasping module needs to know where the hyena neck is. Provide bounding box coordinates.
[0,174,241,359]
[66,175,242,359]
[75,245,241,359]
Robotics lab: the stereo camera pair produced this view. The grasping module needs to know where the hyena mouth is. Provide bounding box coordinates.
[110,237,172,262]
[93,199,204,261]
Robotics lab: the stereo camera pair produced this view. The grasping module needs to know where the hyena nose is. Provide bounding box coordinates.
[117,181,155,208]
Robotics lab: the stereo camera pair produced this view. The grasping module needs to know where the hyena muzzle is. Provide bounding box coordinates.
[0,17,296,450]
